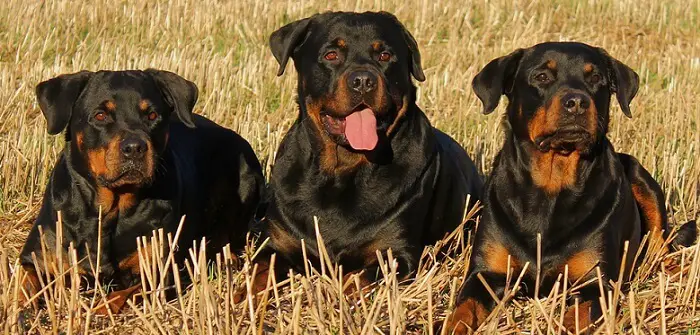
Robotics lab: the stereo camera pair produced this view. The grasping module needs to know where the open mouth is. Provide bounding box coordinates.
[321,104,379,151]
[534,126,593,154]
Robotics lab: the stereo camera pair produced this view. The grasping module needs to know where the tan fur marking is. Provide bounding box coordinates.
[531,151,580,194]
[138,99,150,112]
[631,184,664,245]
[268,221,300,255]
[583,63,594,73]
[527,95,582,194]
[586,99,598,138]
[95,186,137,219]
[86,135,121,180]
[144,138,155,180]
[337,39,346,48]
[546,60,557,70]
[75,132,84,151]
[90,134,139,214]
[305,98,369,175]
[118,193,137,213]
[95,186,116,213]
[87,148,108,176]
[563,300,595,332]
[342,270,374,296]
[233,260,270,304]
[86,133,154,192]
[18,267,42,307]
[104,100,116,112]
[442,299,490,334]
[321,72,352,114]
[483,241,518,274]
[303,67,395,175]
[20,254,85,307]
[565,249,599,281]
[372,41,382,51]
[94,284,141,315]
[527,97,561,143]
[386,95,409,136]
[117,241,151,274]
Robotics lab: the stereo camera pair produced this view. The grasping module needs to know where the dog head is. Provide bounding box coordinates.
[270,11,425,152]
[36,69,197,189]
[473,42,639,156]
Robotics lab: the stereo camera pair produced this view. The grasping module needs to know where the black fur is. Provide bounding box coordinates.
[245,11,482,296]
[21,70,264,311]
[440,42,697,334]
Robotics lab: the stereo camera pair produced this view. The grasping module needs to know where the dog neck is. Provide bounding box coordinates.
[504,128,613,196]
[482,130,619,243]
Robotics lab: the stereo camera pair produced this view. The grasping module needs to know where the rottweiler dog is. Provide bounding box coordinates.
[20,70,264,313]
[236,11,482,299]
[439,42,698,334]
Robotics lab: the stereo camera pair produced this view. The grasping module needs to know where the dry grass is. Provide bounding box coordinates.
[0,0,699,333]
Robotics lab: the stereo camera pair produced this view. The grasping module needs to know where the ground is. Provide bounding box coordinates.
[0,0,699,334]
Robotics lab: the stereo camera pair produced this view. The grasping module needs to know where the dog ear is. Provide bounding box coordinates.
[400,22,426,82]
[35,71,93,135]
[597,48,639,118]
[472,49,525,115]
[146,69,198,128]
[269,17,312,76]
[381,12,425,82]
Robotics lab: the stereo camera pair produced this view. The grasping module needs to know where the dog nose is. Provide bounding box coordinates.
[347,71,377,94]
[120,137,147,159]
[562,93,591,114]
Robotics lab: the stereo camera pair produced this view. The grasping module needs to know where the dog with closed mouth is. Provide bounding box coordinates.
[20,69,264,313]
[438,42,697,334]
[236,11,483,300]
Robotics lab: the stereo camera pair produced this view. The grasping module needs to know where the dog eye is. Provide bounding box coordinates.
[378,52,391,62]
[324,51,338,61]
[94,112,107,121]
[534,73,550,83]
[147,111,159,121]
[589,73,602,84]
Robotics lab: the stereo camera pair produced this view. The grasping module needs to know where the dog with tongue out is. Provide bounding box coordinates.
[238,11,483,301]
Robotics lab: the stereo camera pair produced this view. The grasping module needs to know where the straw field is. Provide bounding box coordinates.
[0,0,699,333]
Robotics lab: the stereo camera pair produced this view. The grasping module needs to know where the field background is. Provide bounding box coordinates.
[0,0,699,334]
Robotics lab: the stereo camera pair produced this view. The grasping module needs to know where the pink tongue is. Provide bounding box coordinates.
[344,108,378,151]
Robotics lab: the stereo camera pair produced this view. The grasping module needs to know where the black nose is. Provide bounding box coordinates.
[347,71,377,94]
[120,137,147,159]
[562,93,591,114]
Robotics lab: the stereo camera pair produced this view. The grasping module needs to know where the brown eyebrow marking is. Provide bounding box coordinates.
[104,100,116,112]
[372,41,382,51]
[546,60,557,70]
[138,99,151,111]
[584,63,594,73]
[337,39,346,48]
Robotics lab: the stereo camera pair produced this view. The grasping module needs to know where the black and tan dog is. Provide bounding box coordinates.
[237,11,482,299]
[439,42,697,334]
[20,70,264,313]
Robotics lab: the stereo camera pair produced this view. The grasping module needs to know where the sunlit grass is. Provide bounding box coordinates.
[0,0,698,333]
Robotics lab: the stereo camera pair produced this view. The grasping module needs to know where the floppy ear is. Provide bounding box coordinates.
[400,24,426,82]
[269,17,312,76]
[381,12,425,82]
[471,49,524,115]
[146,69,198,128]
[597,48,639,118]
[35,71,93,135]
